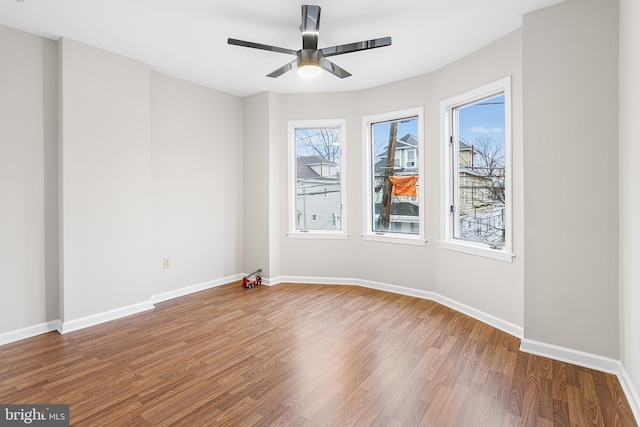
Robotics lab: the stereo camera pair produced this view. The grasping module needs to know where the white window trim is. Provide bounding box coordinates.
[440,77,514,262]
[362,107,426,246]
[288,119,348,239]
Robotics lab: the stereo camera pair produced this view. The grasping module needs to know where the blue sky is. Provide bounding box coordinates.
[374,118,418,139]
[458,94,505,147]
[373,117,418,142]
[371,94,505,153]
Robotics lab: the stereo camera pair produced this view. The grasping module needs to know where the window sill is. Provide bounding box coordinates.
[362,233,427,246]
[288,231,349,240]
[439,240,514,262]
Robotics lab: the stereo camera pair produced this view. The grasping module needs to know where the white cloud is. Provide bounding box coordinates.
[491,127,504,133]
[469,126,490,134]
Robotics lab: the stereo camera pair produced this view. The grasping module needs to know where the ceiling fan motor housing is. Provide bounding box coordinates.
[297,49,322,68]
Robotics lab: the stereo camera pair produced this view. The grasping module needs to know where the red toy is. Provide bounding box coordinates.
[242,269,262,288]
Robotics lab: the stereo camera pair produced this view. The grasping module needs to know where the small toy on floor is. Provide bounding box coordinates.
[242,269,262,288]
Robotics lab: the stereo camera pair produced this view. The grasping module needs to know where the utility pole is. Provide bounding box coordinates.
[377,122,398,231]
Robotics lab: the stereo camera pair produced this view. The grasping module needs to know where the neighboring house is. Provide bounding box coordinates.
[458,138,494,215]
[296,155,341,231]
[373,202,419,234]
[373,134,419,233]
[457,138,506,245]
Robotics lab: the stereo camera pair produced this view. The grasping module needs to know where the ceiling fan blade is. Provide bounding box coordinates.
[321,36,392,57]
[320,57,351,79]
[267,59,297,78]
[228,38,297,56]
[301,5,321,50]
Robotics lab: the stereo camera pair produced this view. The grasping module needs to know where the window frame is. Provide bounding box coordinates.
[362,107,426,246]
[440,77,514,261]
[288,119,348,239]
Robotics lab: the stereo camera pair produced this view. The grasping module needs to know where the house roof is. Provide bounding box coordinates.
[398,134,419,148]
[459,138,473,151]
[297,155,338,180]
[459,166,491,179]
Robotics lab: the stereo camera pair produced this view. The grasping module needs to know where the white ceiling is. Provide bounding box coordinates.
[0,0,564,97]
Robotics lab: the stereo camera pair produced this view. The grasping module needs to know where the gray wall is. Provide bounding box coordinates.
[59,39,152,322]
[267,92,282,280]
[0,26,58,333]
[150,72,243,294]
[428,32,525,326]
[620,0,640,402]
[242,91,284,280]
[522,0,620,358]
[242,93,272,278]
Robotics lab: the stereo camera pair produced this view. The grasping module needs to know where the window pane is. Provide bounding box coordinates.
[295,127,341,231]
[371,116,419,235]
[455,94,505,247]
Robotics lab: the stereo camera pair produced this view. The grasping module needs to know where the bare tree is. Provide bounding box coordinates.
[296,128,340,163]
[458,135,505,245]
[472,135,505,204]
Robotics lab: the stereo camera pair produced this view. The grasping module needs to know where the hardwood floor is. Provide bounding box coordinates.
[0,283,636,426]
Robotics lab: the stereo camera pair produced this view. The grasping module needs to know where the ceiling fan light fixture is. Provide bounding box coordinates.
[297,49,322,77]
[297,64,323,77]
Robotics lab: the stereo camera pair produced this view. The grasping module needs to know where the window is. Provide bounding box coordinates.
[407,150,415,167]
[363,107,425,245]
[441,77,513,261]
[288,119,347,238]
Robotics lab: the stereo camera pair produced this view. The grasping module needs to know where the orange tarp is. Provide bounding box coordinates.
[389,176,418,197]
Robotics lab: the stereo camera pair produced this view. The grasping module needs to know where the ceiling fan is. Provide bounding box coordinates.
[227,5,392,79]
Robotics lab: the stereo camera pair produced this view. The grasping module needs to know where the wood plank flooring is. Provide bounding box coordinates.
[0,283,636,426]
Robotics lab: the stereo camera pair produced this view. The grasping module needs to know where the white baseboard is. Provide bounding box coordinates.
[519,338,620,374]
[269,275,524,339]
[0,320,60,346]
[58,300,155,334]
[262,276,277,286]
[0,275,243,343]
[151,274,243,304]
[520,338,640,424]
[618,363,640,423]
[60,273,244,333]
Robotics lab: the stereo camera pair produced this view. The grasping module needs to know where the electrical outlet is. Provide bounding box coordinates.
[162,258,170,269]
